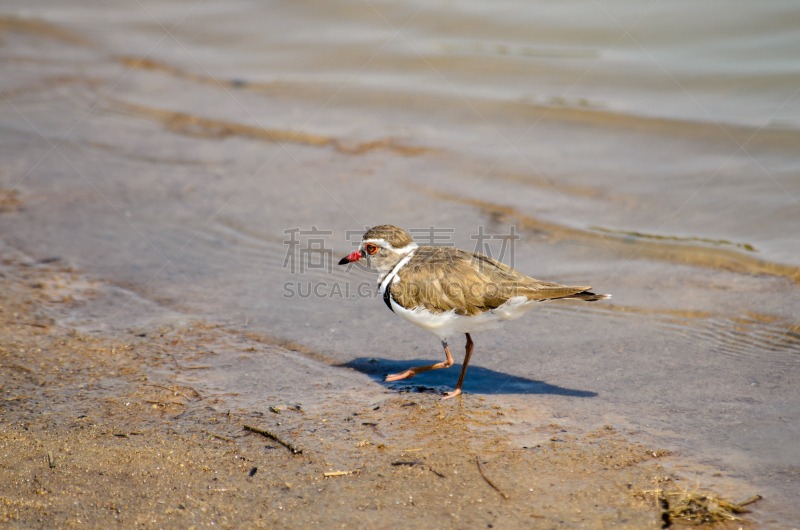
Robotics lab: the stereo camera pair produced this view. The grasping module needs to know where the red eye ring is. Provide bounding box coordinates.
[365,244,378,255]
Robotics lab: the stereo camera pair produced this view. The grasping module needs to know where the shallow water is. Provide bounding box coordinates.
[1,0,799,523]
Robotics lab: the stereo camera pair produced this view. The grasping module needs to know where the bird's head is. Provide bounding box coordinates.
[338,225,418,276]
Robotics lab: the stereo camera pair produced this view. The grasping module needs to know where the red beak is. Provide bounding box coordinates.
[338,250,363,265]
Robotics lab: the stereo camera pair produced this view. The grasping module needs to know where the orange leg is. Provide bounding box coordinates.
[442,333,473,400]
[384,340,454,382]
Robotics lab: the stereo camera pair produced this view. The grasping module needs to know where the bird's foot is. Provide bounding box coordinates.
[441,388,462,400]
[384,369,416,382]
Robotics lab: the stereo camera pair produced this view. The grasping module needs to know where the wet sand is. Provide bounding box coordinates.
[0,242,766,528]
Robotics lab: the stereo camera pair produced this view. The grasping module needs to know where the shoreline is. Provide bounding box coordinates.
[0,241,768,528]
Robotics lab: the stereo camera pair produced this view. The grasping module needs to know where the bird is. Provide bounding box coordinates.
[338,225,610,399]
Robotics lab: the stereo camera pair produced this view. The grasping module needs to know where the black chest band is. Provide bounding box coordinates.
[383,287,395,313]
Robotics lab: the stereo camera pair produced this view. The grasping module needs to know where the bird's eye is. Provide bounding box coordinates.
[365,244,378,255]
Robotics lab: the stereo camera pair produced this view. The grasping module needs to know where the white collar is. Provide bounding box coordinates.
[379,251,415,293]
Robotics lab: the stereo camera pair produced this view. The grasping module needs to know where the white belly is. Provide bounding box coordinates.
[389,295,539,340]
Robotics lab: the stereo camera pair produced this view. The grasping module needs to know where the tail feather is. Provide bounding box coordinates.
[565,290,611,302]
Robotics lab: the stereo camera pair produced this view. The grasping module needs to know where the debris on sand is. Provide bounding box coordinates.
[648,485,761,526]
[244,424,303,454]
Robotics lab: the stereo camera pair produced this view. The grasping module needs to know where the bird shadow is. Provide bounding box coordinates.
[338,357,598,397]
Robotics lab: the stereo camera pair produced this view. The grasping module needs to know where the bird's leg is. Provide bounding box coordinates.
[384,339,454,382]
[442,333,473,400]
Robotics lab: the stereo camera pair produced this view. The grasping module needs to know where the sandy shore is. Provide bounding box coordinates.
[0,244,768,528]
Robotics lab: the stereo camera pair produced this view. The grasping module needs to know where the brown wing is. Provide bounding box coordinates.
[389,247,592,316]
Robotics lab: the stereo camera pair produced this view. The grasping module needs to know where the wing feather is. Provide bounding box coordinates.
[389,247,592,315]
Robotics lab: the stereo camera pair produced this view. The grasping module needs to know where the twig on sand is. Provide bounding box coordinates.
[363,422,385,438]
[735,495,762,509]
[202,430,234,442]
[244,424,302,454]
[427,466,446,478]
[323,471,355,477]
[476,455,509,499]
